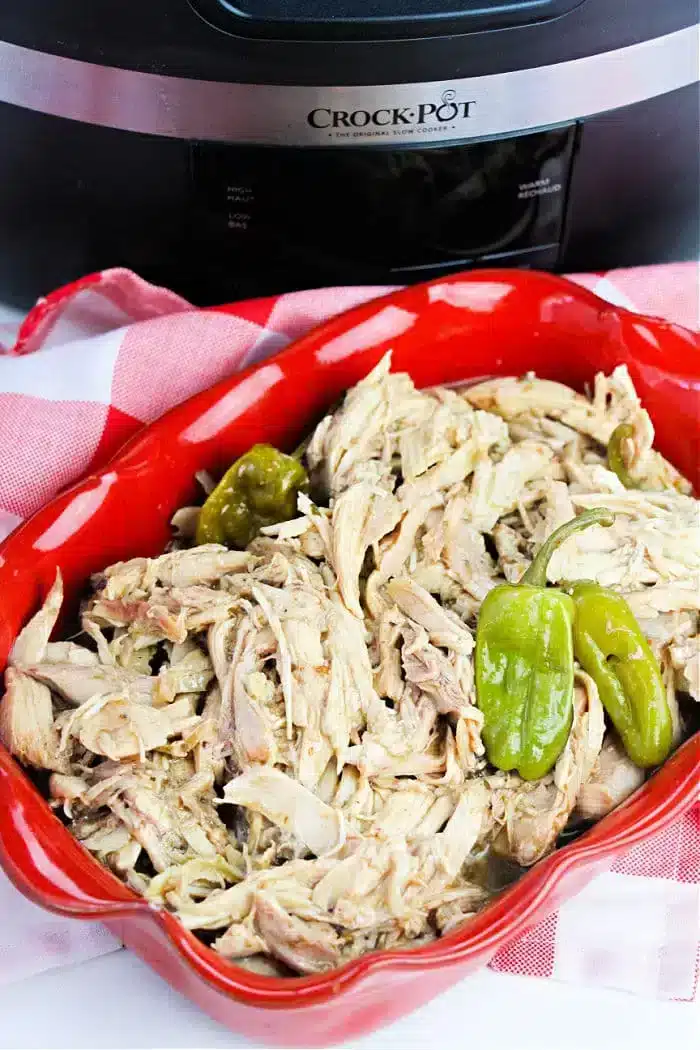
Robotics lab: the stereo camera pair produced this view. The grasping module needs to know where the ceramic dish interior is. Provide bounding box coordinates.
[0,270,698,1047]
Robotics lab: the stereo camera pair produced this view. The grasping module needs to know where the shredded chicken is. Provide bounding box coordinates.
[0,669,67,772]
[9,571,64,668]
[490,671,606,867]
[1,355,694,976]
[575,733,646,821]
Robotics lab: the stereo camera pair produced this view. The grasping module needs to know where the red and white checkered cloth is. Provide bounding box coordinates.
[0,265,698,998]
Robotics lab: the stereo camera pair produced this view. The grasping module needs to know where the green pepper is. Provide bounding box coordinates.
[195,443,309,550]
[475,508,614,780]
[565,582,672,768]
[607,423,638,488]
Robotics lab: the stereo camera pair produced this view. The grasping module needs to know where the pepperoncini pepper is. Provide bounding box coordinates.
[475,508,614,781]
[607,423,638,488]
[564,582,672,768]
[195,443,309,550]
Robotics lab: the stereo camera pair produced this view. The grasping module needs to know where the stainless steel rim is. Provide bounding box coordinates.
[0,26,697,146]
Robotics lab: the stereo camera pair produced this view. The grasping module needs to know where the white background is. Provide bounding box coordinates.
[0,948,697,1049]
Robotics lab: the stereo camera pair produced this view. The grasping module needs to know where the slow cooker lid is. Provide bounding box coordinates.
[194,0,584,38]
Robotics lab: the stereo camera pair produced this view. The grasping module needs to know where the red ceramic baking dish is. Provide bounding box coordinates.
[0,270,698,1046]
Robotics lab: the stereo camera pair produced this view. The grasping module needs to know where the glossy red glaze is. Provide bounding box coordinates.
[0,270,698,1046]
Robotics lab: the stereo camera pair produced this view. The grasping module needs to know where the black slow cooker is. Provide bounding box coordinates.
[0,1,697,306]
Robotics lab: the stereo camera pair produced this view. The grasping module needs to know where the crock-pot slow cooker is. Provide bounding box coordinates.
[0,1,697,306]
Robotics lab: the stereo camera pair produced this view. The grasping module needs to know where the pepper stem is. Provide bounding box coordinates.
[291,433,312,462]
[521,507,615,588]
